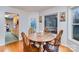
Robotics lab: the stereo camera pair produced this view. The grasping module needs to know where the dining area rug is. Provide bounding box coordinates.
[5,32,19,45]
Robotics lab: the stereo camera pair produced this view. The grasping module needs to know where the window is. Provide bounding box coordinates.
[72,7,79,41]
[45,14,57,33]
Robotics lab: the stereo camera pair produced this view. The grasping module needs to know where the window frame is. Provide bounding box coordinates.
[68,7,79,44]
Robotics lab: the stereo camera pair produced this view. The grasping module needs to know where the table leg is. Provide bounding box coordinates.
[39,42,44,52]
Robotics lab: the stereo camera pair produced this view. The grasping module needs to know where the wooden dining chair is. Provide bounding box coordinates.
[44,28,49,33]
[43,30,63,52]
[21,32,40,52]
[28,28,36,46]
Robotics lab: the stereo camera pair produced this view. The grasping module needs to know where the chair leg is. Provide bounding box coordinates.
[43,45,46,52]
[43,49,45,52]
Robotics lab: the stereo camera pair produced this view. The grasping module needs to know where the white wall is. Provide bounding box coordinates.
[0,11,5,46]
[40,6,68,46]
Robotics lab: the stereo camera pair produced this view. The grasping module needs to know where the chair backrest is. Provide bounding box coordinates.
[28,28,35,35]
[44,28,49,33]
[54,30,63,46]
[21,32,29,46]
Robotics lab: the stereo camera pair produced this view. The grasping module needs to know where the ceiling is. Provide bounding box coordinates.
[11,6,53,12]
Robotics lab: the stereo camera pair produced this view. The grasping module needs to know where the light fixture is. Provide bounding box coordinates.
[5,14,9,18]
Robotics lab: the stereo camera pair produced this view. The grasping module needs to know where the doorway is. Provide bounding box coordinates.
[5,12,19,45]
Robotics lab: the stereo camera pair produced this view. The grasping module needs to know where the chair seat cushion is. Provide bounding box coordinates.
[43,44,59,52]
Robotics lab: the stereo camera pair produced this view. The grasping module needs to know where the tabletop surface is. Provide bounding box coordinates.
[28,33,56,42]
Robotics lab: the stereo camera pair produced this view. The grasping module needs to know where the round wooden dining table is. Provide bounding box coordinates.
[28,32,56,52]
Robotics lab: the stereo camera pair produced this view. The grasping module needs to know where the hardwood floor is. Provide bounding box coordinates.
[0,40,73,52]
[0,46,5,52]
[59,45,73,52]
[4,40,23,52]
